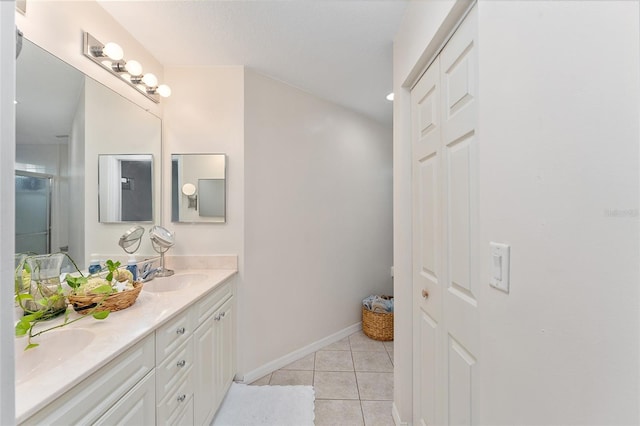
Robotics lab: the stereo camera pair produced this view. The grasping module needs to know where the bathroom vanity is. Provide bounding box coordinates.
[15,268,237,425]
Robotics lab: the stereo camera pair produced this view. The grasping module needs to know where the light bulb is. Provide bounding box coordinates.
[125,60,142,76]
[386,92,394,101]
[102,42,123,61]
[157,84,172,98]
[142,73,158,87]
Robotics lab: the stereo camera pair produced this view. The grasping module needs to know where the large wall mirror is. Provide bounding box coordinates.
[16,38,161,268]
[171,154,227,223]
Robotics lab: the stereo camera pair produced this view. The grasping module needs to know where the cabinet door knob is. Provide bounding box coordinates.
[221,311,226,318]
[177,394,186,403]
[421,289,429,299]
[176,327,186,335]
[214,314,221,321]
[176,359,186,368]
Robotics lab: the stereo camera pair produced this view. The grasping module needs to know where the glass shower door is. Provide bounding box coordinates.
[15,173,52,254]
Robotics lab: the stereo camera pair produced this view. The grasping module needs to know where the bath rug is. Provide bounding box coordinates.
[212,382,315,426]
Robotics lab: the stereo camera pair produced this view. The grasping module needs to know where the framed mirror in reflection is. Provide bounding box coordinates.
[98,154,154,223]
[171,154,227,223]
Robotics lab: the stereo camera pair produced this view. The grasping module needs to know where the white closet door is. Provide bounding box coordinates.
[411,5,478,425]
[411,54,443,426]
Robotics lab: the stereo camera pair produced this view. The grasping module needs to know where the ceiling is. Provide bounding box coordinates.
[98,0,408,127]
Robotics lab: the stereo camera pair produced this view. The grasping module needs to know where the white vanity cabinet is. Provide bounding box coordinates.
[156,277,236,426]
[18,274,236,426]
[21,333,156,426]
[194,279,236,425]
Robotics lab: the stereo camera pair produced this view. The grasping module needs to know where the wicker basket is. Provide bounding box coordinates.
[362,304,394,341]
[68,282,143,314]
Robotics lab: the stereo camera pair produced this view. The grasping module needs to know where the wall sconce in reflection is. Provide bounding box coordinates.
[83,32,171,103]
[182,183,198,210]
[121,176,134,191]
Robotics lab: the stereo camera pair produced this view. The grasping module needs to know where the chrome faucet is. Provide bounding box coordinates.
[140,264,160,282]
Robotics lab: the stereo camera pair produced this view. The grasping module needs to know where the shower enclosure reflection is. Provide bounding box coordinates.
[98,154,153,223]
[15,173,52,253]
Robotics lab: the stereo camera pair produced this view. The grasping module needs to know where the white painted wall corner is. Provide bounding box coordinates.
[236,322,362,385]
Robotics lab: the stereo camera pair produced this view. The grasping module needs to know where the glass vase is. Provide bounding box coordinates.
[14,253,28,294]
[23,253,67,319]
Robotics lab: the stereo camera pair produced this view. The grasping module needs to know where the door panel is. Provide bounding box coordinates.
[441,6,479,425]
[419,311,438,426]
[448,336,476,426]
[412,5,478,426]
[412,54,443,426]
[419,153,438,280]
[447,134,473,301]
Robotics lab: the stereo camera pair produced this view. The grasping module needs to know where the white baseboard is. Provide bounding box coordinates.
[392,402,408,426]
[237,322,362,384]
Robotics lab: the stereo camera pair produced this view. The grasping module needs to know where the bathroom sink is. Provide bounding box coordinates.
[15,328,95,384]
[143,273,207,293]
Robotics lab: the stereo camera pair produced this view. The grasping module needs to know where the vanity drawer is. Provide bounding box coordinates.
[21,333,155,425]
[156,337,194,400]
[195,279,233,324]
[156,308,195,363]
[165,395,193,426]
[157,370,194,424]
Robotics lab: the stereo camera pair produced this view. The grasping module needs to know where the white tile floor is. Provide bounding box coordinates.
[250,331,394,425]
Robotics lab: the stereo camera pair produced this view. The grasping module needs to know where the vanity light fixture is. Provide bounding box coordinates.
[83,32,171,104]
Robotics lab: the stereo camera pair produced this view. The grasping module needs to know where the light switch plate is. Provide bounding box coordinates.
[489,242,510,293]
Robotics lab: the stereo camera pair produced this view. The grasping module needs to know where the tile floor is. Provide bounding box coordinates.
[249,331,394,425]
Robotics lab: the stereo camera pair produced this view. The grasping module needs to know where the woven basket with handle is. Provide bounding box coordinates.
[68,281,142,314]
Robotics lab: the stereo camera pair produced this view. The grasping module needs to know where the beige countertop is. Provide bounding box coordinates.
[14,268,237,423]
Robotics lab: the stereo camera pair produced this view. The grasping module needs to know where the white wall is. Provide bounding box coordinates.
[394,0,640,424]
[242,70,393,376]
[161,66,245,254]
[0,2,15,423]
[476,2,639,424]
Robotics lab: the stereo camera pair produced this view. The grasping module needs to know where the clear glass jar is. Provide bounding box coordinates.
[22,253,67,319]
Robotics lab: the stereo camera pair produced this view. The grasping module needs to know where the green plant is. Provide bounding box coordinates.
[14,254,119,351]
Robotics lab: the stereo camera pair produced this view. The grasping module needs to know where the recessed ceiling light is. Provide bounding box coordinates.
[386,92,394,101]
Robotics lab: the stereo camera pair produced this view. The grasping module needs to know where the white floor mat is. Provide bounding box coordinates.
[212,383,315,426]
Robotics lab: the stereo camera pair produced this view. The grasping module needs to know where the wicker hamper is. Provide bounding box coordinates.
[362,296,394,341]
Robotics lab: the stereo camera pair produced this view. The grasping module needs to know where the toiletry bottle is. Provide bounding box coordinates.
[126,257,138,281]
[88,259,101,274]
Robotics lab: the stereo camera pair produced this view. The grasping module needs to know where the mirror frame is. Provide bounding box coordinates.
[171,153,227,223]
[97,153,154,224]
